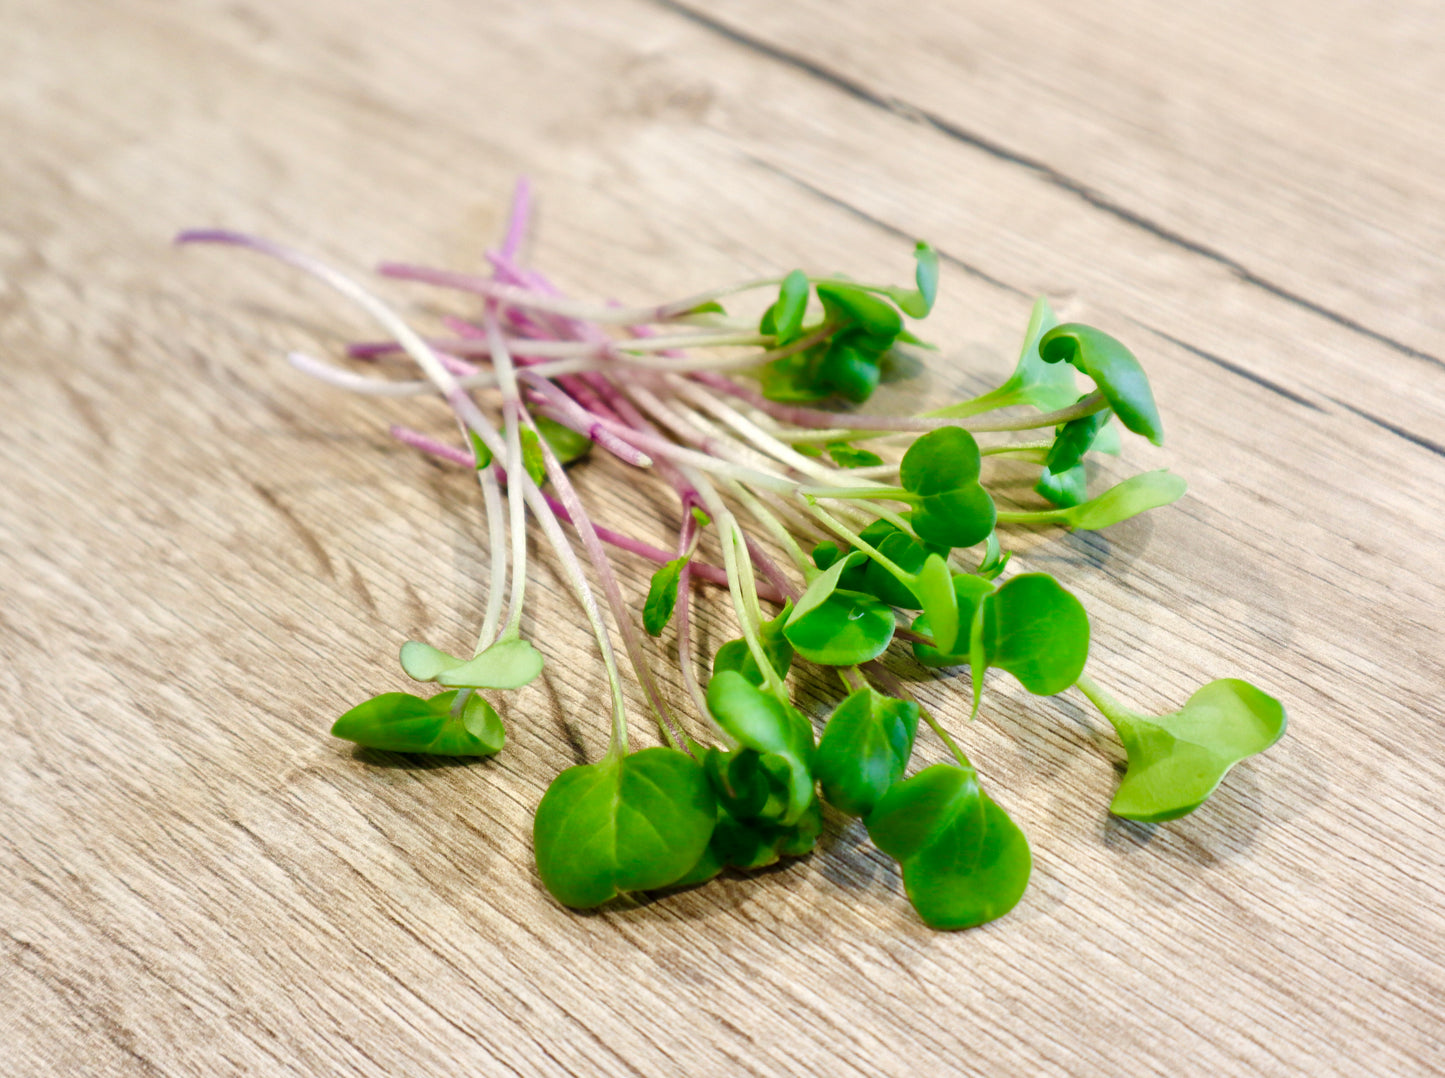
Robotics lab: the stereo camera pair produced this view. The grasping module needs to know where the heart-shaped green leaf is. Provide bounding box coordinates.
[533,746,717,908]
[435,637,545,690]
[816,687,920,817]
[1038,323,1163,446]
[900,426,982,495]
[1084,677,1288,822]
[331,690,505,756]
[783,587,896,666]
[899,427,997,549]
[971,573,1090,701]
[867,763,1032,930]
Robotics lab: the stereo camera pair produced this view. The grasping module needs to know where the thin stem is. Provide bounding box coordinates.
[474,460,508,653]
[727,479,811,577]
[1074,672,1137,737]
[521,408,685,751]
[378,260,778,327]
[179,231,632,757]
[806,503,914,583]
[919,706,972,771]
[673,512,712,726]
[689,474,790,703]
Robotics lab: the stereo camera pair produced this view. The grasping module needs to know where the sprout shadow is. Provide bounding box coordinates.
[349,745,502,771]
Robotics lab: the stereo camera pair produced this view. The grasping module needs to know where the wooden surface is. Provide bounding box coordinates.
[3,1,1443,1074]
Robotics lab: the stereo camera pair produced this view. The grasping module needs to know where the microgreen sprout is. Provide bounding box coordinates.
[177,179,1286,930]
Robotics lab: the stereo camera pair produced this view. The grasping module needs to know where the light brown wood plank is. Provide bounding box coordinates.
[2,1,1442,1075]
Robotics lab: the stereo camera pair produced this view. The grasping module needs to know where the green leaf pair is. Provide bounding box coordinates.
[812,519,948,611]
[533,746,717,908]
[809,524,962,655]
[399,636,545,690]
[331,690,505,756]
[868,763,1032,930]
[913,572,1090,717]
[1081,676,1287,821]
[897,427,997,549]
[682,789,825,882]
[755,245,936,404]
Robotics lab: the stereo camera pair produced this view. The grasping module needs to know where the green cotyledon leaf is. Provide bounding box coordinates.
[1078,675,1287,822]
[705,671,815,826]
[331,690,505,756]
[1037,323,1163,446]
[867,762,1032,930]
[816,687,920,818]
[643,556,689,637]
[533,746,717,908]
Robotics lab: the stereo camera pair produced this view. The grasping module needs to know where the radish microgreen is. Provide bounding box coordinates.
[178,182,1286,930]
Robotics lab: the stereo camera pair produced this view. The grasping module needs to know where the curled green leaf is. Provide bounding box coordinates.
[1079,675,1287,822]
[331,690,505,756]
[762,269,811,346]
[911,573,995,667]
[435,637,545,690]
[643,556,689,637]
[533,747,717,908]
[706,671,815,826]
[818,329,883,403]
[1038,323,1163,446]
[1045,404,1114,475]
[1035,463,1088,508]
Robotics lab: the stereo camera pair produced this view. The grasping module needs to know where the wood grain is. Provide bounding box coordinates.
[2,1,1442,1075]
